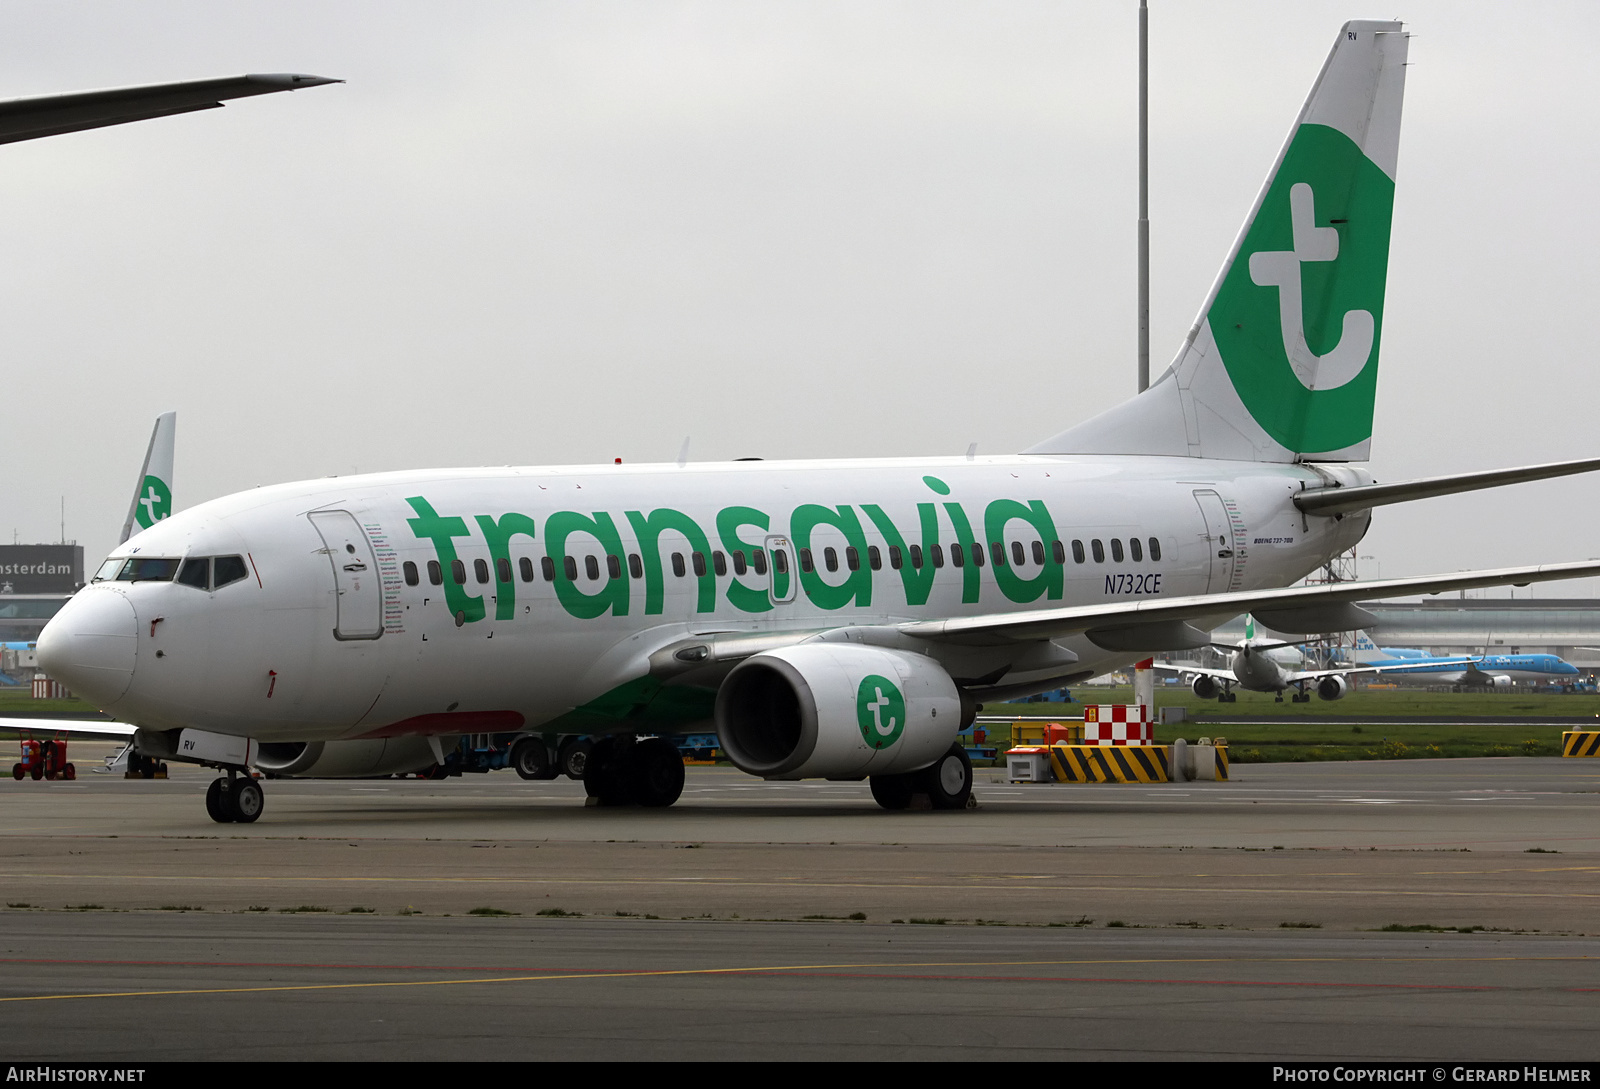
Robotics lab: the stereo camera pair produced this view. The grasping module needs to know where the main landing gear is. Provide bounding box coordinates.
[510,736,563,781]
[205,772,264,824]
[868,743,974,812]
[583,736,685,808]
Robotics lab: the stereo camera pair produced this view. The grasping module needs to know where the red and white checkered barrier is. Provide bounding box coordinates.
[32,675,70,700]
[1081,704,1153,745]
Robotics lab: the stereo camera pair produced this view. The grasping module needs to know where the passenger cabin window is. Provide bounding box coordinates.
[712,551,727,577]
[608,554,622,579]
[451,560,467,585]
[1012,541,1027,566]
[1110,539,1124,563]
[474,559,490,584]
[428,560,443,586]
[629,554,644,579]
[909,544,924,570]
[585,555,600,581]
[972,543,985,568]
[403,561,420,587]
[752,550,769,576]
[989,542,1005,567]
[691,552,706,577]
[541,556,556,582]
[800,549,814,573]
[889,545,903,570]
[496,557,512,583]
[1130,538,1143,562]
[671,553,686,578]
[1072,540,1085,564]
[519,557,535,582]
[1091,540,1105,563]
[867,546,880,571]
[950,544,964,567]
[845,547,860,572]
[732,550,747,576]
[1051,540,1065,564]
[563,556,578,581]
[1149,537,1161,561]
[824,548,838,573]
[931,544,944,568]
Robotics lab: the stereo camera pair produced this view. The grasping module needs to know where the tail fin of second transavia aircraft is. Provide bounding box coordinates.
[119,411,176,544]
[1028,20,1408,463]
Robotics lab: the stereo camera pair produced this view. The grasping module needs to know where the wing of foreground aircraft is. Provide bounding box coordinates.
[898,561,1600,651]
[0,73,339,145]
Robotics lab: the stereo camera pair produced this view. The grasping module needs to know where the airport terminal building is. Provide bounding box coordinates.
[0,544,80,644]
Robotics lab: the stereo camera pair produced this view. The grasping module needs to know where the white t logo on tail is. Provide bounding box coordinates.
[1247,182,1374,392]
[139,485,166,522]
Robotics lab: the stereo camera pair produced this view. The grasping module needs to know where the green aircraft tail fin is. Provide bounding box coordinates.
[1029,21,1407,463]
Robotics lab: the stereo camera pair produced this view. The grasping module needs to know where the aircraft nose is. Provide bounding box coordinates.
[36,587,138,706]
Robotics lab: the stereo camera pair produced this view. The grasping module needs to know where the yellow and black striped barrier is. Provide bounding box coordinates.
[1050,744,1169,783]
[1210,743,1230,780]
[1562,731,1600,758]
[1044,743,1230,783]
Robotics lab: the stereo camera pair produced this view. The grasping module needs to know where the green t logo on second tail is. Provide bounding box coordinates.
[135,475,172,529]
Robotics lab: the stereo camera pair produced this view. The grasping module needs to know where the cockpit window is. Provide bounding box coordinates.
[173,555,251,592]
[213,556,249,589]
[178,558,210,589]
[115,557,181,582]
[92,558,124,582]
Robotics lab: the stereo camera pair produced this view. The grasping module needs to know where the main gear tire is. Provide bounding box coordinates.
[918,744,973,810]
[869,773,916,811]
[632,737,685,808]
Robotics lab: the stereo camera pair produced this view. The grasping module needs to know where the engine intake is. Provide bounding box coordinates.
[715,644,960,779]
[1316,675,1349,701]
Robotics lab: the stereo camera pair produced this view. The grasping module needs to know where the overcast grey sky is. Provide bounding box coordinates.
[6,1,1600,594]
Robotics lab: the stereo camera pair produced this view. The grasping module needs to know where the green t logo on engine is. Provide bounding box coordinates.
[856,674,907,748]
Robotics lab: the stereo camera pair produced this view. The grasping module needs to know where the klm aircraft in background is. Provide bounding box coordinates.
[1344,633,1580,688]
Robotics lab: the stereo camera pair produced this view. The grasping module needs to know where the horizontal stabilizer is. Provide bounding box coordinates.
[1295,456,1600,516]
[0,73,340,145]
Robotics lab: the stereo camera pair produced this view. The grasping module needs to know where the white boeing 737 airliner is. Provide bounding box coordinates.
[31,22,1600,824]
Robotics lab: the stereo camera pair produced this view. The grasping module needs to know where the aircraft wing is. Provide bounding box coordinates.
[898,561,1600,650]
[1155,663,1235,680]
[0,74,340,145]
[1286,658,1476,683]
[0,717,134,740]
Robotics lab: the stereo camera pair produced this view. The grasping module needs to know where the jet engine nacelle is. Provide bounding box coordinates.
[1483,674,1513,689]
[1316,675,1349,701]
[1192,675,1221,700]
[715,644,960,780]
[253,736,448,778]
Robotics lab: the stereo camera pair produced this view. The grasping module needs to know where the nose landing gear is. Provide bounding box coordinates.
[205,773,265,824]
